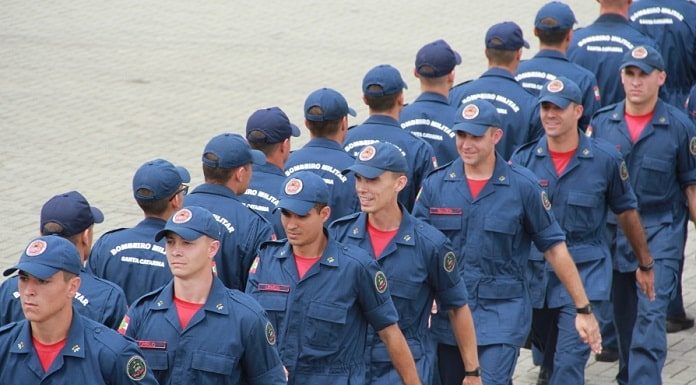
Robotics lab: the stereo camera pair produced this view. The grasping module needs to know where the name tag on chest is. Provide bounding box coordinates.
[138,340,167,350]
[258,283,291,293]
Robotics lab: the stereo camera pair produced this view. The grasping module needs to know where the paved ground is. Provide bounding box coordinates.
[1,1,694,383]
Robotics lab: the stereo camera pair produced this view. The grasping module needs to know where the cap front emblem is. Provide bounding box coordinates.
[26,240,47,257]
[632,46,648,59]
[547,79,564,93]
[172,208,192,224]
[462,104,480,120]
[284,178,303,195]
[359,145,376,161]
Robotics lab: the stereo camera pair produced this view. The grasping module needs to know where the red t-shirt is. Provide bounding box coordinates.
[174,296,204,329]
[549,148,576,176]
[625,111,654,143]
[33,337,67,372]
[367,220,398,257]
[295,254,321,279]
[467,178,489,199]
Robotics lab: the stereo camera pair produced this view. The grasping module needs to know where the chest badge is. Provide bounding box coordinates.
[72,344,80,353]
[374,271,388,294]
[216,303,224,311]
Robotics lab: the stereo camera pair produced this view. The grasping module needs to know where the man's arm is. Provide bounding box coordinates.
[447,305,482,385]
[376,324,422,385]
[685,185,696,224]
[616,209,656,300]
[543,242,602,353]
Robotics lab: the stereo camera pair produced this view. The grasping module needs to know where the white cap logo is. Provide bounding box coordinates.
[547,79,564,93]
[462,104,480,120]
[359,145,376,161]
[173,208,192,224]
[26,240,47,257]
[284,178,303,195]
[632,46,648,59]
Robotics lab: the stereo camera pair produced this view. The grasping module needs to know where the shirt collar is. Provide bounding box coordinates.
[481,67,516,82]
[596,13,630,25]
[11,311,86,359]
[346,205,417,247]
[190,183,239,201]
[414,92,449,105]
[533,131,594,158]
[444,155,510,185]
[534,49,568,61]
[149,277,230,315]
[305,137,344,150]
[363,114,402,127]
[274,233,341,268]
[607,100,670,126]
[253,162,285,176]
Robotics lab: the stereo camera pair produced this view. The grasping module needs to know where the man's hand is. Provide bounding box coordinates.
[636,268,655,301]
[576,313,602,353]
[463,376,482,385]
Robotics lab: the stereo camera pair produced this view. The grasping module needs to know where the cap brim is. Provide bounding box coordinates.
[175,166,191,184]
[275,199,315,216]
[538,95,572,109]
[347,107,357,117]
[290,123,301,137]
[523,39,530,49]
[90,207,104,224]
[4,263,61,280]
[620,61,657,74]
[155,227,205,242]
[454,51,462,65]
[250,150,267,165]
[342,164,385,179]
[452,122,490,137]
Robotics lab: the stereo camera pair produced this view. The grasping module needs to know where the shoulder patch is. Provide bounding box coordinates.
[126,355,147,381]
[265,321,276,345]
[117,315,130,335]
[541,191,552,211]
[690,137,696,156]
[249,256,260,274]
[619,161,629,181]
[374,271,388,294]
[443,251,456,273]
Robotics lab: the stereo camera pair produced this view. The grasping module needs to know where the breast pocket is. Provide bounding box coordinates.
[388,279,422,329]
[563,192,600,234]
[190,351,239,384]
[483,217,519,258]
[638,157,672,201]
[305,301,348,351]
[431,212,464,250]
[255,293,287,329]
[141,350,169,384]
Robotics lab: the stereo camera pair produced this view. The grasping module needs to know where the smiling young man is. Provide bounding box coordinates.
[0,235,158,384]
[247,171,422,385]
[413,99,602,385]
[512,77,655,385]
[589,45,696,385]
[329,142,480,385]
[120,205,286,385]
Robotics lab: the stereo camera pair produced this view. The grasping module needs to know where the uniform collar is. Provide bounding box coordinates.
[345,206,417,247]
[138,217,167,229]
[11,311,87,359]
[533,131,594,159]
[414,92,449,105]
[274,233,341,268]
[304,137,344,150]
[533,49,568,61]
[253,162,285,176]
[363,114,402,127]
[149,277,230,315]
[595,13,630,25]
[480,67,516,82]
[607,100,671,127]
[190,183,239,201]
[444,155,511,185]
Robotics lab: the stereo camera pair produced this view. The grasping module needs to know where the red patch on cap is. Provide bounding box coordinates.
[462,104,480,120]
[284,178,303,195]
[547,79,564,93]
[172,208,192,224]
[25,240,47,257]
[632,46,648,59]
[359,145,376,161]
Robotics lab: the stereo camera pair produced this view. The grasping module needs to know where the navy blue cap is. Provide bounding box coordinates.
[485,21,530,50]
[452,99,503,136]
[155,206,221,242]
[202,133,266,169]
[246,107,300,144]
[3,235,82,279]
[620,45,665,73]
[304,88,357,122]
[40,191,104,237]
[362,65,408,97]
[275,171,329,216]
[133,159,190,201]
[535,2,577,31]
[538,77,583,108]
[415,39,462,78]
[343,142,408,178]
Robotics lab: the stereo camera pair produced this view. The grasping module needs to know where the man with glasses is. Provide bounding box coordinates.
[88,158,190,304]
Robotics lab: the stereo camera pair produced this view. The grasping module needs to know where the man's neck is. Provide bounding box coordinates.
[489,63,517,75]
[625,98,658,116]
[173,272,213,304]
[31,307,73,344]
[547,129,580,153]
[538,44,567,54]
[600,8,628,19]
[369,109,400,121]
[464,154,497,180]
[292,232,328,259]
[367,203,402,231]
[419,84,449,98]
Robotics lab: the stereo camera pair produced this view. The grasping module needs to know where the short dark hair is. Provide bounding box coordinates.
[305,106,343,137]
[536,27,570,45]
[418,74,449,87]
[364,86,400,112]
[63,271,78,282]
[202,153,235,184]
[41,222,83,244]
[135,193,171,216]
[247,130,282,156]
[485,48,518,65]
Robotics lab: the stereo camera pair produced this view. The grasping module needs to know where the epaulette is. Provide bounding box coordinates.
[450,79,474,90]
[0,321,17,334]
[427,159,455,176]
[329,211,361,227]
[98,227,128,237]
[259,238,285,250]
